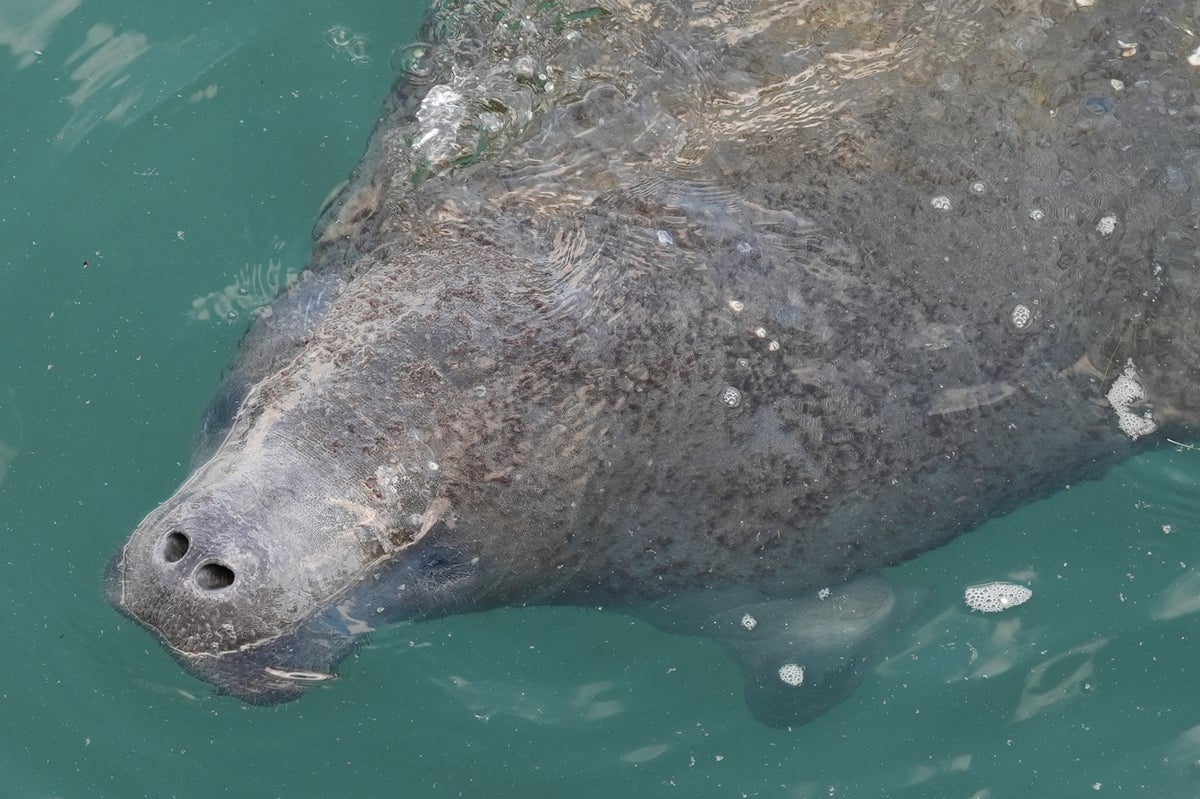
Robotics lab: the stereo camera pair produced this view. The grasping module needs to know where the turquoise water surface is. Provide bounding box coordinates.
[3,1,1200,797]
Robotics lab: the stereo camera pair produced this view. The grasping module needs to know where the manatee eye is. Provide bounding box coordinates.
[162,531,190,563]
[414,544,477,593]
[195,562,236,590]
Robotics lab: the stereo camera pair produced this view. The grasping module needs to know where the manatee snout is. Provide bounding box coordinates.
[110,495,277,648]
[108,522,351,704]
[108,440,478,702]
[106,529,342,705]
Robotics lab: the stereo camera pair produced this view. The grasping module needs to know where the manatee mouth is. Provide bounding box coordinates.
[171,615,363,705]
[183,647,341,705]
[263,667,336,683]
[105,551,356,704]
[182,666,310,705]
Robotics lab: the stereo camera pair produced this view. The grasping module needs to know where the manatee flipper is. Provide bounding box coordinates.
[641,577,924,727]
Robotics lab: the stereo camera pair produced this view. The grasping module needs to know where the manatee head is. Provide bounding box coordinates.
[106,410,482,701]
[105,252,529,703]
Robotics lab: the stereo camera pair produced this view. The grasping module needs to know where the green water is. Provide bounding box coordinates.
[3,1,1200,797]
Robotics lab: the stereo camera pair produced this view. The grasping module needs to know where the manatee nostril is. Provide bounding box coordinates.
[162,531,190,563]
[195,562,236,590]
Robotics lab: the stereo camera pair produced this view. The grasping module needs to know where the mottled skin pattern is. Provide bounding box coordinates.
[110,0,1200,718]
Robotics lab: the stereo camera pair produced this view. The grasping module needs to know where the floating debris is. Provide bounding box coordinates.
[740,613,757,630]
[964,581,1032,613]
[1106,360,1157,440]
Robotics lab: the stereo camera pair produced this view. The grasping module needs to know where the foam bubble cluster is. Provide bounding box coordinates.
[1106,360,1157,440]
[740,613,757,630]
[964,581,1032,613]
[778,663,805,686]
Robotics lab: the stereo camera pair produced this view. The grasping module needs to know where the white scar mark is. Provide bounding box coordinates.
[418,497,453,537]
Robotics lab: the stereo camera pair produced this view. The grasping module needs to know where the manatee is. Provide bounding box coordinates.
[108,0,1200,725]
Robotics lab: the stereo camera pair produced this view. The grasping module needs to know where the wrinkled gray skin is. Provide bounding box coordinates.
[110,0,1200,724]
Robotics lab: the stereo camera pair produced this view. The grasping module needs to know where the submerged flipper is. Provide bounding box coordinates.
[641,577,924,727]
